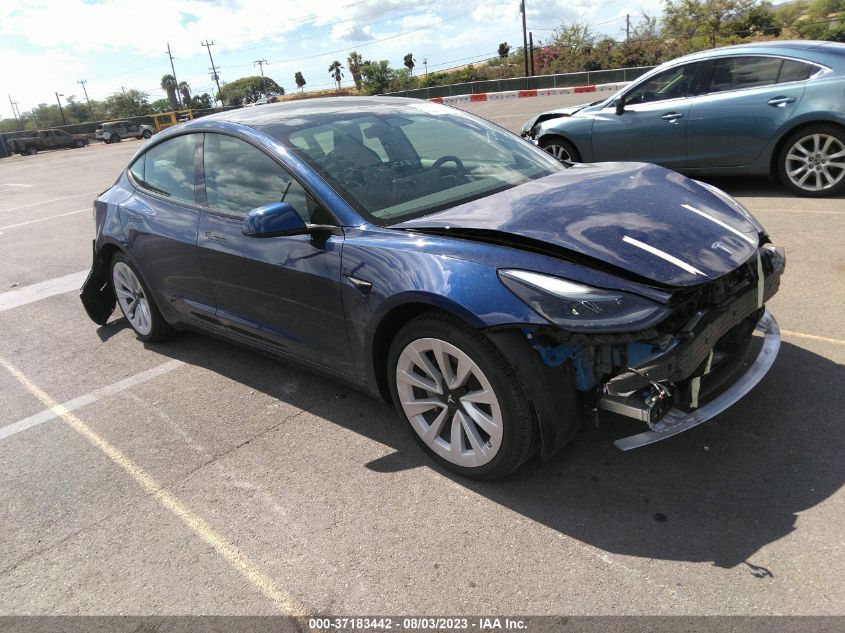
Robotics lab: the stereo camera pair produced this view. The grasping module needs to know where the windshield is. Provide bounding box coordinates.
[278,104,563,224]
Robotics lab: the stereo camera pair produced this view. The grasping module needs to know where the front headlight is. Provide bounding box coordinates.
[499,269,671,333]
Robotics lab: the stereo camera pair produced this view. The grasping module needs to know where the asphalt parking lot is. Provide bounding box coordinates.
[0,101,843,617]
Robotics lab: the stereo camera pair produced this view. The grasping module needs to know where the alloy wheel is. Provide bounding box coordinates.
[543,143,572,162]
[785,133,845,192]
[395,337,503,468]
[112,261,153,336]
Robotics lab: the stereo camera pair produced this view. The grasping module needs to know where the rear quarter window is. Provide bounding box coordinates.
[131,134,196,204]
[778,59,816,83]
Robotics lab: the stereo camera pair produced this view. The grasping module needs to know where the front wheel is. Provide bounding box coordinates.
[388,313,535,480]
[110,134,121,143]
[110,254,174,343]
[142,129,152,139]
[778,125,845,197]
[540,136,580,165]
[74,139,85,148]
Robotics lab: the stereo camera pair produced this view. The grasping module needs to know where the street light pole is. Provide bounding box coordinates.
[55,92,67,125]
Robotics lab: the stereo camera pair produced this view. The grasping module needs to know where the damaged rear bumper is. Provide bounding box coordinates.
[612,309,780,450]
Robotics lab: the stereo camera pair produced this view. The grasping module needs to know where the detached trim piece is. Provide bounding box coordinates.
[614,310,781,451]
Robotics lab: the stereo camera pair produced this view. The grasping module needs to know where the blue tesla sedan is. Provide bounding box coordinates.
[523,41,845,197]
[81,97,785,479]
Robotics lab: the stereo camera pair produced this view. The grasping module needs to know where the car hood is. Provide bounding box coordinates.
[393,162,760,288]
[521,102,593,132]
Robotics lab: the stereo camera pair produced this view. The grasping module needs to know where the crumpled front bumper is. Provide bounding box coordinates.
[614,309,780,450]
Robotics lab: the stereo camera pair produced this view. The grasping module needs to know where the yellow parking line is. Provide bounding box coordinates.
[781,330,845,346]
[0,354,306,615]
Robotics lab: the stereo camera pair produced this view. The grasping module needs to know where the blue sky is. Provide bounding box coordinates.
[0,0,664,119]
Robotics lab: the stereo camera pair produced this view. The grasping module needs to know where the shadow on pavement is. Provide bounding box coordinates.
[149,332,844,572]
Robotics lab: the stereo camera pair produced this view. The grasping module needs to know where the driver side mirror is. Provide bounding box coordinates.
[614,98,625,116]
[242,202,307,237]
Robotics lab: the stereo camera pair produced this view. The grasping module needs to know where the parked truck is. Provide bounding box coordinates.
[8,128,89,155]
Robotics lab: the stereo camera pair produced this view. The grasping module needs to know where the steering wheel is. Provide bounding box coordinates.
[431,155,466,174]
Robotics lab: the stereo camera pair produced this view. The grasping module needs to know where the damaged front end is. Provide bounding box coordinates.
[510,244,785,452]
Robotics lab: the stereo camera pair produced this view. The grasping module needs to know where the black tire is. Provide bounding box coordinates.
[142,129,152,139]
[74,139,85,148]
[387,312,535,480]
[777,124,845,197]
[110,253,174,343]
[110,134,121,143]
[26,145,37,156]
[540,135,581,164]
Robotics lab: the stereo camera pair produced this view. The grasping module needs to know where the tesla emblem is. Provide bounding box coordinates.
[711,240,733,254]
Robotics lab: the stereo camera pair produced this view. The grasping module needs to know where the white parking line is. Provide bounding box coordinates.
[0,191,100,214]
[0,208,88,234]
[0,360,184,441]
[0,270,88,313]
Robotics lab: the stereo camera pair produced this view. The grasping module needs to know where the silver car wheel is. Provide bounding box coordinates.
[112,261,152,336]
[395,337,503,468]
[785,133,845,192]
[544,143,572,162]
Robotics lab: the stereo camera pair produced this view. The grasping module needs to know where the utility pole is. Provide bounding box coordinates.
[121,86,133,115]
[520,0,529,78]
[529,32,535,76]
[55,92,67,125]
[202,40,223,105]
[423,58,428,75]
[8,95,22,130]
[253,58,269,96]
[626,14,630,41]
[77,79,94,119]
[165,43,183,108]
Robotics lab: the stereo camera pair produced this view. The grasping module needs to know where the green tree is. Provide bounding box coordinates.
[294,71,306,92]
[360,60,396,95]
[217,76,284,105]
[403,53,416,75]
[347,51,364,90]
[498,42,511,58]
[663,0,756,47]
[328,61,344,90]
[160,74,180,109]
[189,93,214,109]
[149,98,173,114]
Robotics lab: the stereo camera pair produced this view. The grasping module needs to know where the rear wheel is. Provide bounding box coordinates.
[110,254,174,343]
[74,139,85,148]
[142,129,152,139]
[778,125,845,197]
[388,313,535,480]
[25,145,37,155]
[110,134,121,143]
[540,136,580,164]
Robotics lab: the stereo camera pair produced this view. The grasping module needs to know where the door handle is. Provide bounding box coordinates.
[661,112,684,121]
[205,231,227,243]
[768,96,796,108]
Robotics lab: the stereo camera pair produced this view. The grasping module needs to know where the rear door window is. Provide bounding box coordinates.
[778,59,817,83]
[132,134,197,204]
[708,57,782,93]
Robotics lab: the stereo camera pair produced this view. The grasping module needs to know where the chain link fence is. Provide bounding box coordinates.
[386,66,655,100]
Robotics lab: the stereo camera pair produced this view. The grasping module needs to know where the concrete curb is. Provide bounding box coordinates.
[429,81,629,105]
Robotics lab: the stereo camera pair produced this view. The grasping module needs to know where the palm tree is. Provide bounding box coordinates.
[160,74,179,110]
[328,61,344,90]
[403,53,416,75]
[178,81,191,107]
[347,52,364,90]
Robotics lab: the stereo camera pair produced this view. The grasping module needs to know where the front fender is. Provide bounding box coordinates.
[536,116,595,161]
